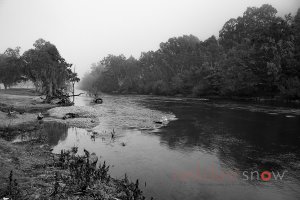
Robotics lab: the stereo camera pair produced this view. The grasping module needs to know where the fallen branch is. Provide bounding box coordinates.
[65,93,85,98]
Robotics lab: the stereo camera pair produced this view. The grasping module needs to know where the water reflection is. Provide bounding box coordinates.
[13,121,68,146]
[146,97,300,186]
[44,122,68,146]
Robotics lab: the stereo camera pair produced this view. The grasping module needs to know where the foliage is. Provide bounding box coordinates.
[79,4,299,99]
[1,39,79,98]
[50,149,147,199]
[0,47,25,89]
[0,171,21,199]
[23,39,77,97]
[0,149,149,200]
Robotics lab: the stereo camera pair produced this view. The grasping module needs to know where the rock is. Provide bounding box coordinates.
[121,142,126,147]
[94,98,103,104]
[7,110,18,118]
[37,112,43,120]
[89,153,98,166]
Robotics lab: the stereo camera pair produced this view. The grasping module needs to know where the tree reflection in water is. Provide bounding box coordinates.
[148,99,300,182]
[43,122,68,146]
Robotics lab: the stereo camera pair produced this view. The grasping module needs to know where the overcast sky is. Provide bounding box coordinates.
[0,0,299,77]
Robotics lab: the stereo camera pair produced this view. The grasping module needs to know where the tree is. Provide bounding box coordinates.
[69,69,80,102]
[23,39,77,97]
[0,47,24,89]
[293,9,300,62]
[79,4,300,99]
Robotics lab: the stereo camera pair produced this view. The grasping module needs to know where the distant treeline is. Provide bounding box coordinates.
[0,39,79,97]
[80,4,300,99]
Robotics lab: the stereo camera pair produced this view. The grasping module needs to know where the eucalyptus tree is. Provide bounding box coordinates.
[23,39,77,97]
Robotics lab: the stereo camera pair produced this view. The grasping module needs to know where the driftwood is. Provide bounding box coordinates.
[41,93,84,100]
[62,113,79,120]
[55,93,85,99]
[41,93,84,106]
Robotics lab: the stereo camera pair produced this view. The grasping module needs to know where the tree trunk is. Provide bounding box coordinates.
[48,81,53,97]
[72,83,75,103]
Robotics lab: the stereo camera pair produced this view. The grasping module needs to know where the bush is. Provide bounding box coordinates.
[152,80,171,95]
[278,77,300,99]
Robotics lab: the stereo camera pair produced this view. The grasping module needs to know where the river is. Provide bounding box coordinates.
[31,94,300,199]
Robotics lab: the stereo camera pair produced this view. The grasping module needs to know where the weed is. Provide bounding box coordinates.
[52,149,149,199]
[0,171,21,199]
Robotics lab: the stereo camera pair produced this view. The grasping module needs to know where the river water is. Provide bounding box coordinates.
[33,94,300,199]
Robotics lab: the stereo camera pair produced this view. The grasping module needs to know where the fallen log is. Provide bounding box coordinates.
[42,93,84,106]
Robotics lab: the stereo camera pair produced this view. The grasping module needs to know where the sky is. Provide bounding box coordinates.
[0,0,299,77]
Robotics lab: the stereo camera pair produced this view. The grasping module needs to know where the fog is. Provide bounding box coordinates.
[0,0,299,77]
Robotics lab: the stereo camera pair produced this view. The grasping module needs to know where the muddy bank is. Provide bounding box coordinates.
[0,89,100,131]
[0,89,147,200]
[0,89,55,140]
[0,135,146,199]
[0,89,58,198]
[46,106,100,129]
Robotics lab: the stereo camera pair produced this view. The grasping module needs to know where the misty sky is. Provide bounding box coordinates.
[0,0,299,77]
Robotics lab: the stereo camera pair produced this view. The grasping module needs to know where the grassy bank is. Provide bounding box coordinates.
[0,88,57,113]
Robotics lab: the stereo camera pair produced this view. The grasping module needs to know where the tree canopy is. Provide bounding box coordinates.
[0,47,25,89]
[0,39,79,97]
[80,4,300,100]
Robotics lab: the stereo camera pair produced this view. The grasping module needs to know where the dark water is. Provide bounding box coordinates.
[18,94,300,200]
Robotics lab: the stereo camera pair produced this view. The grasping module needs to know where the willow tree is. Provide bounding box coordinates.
[23,39,77,98]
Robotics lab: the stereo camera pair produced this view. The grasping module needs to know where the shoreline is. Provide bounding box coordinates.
[99,91,300,107]
[0,89,147,200]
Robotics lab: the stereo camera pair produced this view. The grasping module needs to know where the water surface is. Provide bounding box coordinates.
[41,94,300,199]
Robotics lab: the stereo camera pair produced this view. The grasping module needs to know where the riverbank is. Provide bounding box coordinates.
[0,89,147,200]
[107,90,300,105]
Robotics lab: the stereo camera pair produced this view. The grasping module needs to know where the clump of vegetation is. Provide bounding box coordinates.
[0,171,21,199]
[1,148,150,200]
[50,148,148,199]
[0,38,80,103]
[116,174,144,200]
